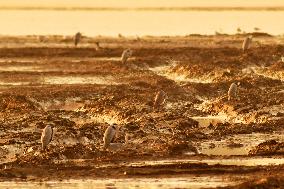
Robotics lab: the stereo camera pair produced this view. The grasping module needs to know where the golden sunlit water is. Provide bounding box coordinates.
[0,9,283,36]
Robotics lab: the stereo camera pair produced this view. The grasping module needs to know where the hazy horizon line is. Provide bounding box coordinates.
[1,6,284,11]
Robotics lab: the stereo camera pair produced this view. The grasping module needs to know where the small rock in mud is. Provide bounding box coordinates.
[209,143,216,149]
[167,141,198,155]
[227,141,244,148]
[124,122,140,131]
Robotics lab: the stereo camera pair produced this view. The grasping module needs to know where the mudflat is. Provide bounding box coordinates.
[0,34,284,188]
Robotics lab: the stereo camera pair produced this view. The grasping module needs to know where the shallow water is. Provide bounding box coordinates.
[43,76,118,85]
[0,177,237,189]
[199,131,284,156]
[191,115,227,127]
[0,66,41,72]
[149,65,213,84]
[39,97,84,111]
[0,81,32,86]
[0,76,118,86]
[130,157,284,167]
[251,67,284,81]
[1,10,284,36]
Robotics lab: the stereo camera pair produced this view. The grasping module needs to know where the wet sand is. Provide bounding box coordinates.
[0,34,284,188]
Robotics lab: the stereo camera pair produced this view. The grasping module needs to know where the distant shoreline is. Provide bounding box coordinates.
[1,6,284,11]
[0,32,275,38]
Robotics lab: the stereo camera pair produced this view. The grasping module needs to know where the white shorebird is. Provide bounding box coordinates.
[41,125,53,151]
[121,49,132,64]
[153,90,167,110]
[103,123,118,149]
[242,36,253,52]
[228,82,238,101]
[74,32,82,47]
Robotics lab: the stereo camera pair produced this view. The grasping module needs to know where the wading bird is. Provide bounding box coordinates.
[74,32,82,47]
[242,36,253,52]
[103,123,117,149]
[95,42,101,50]
[121,49,132,64]
[41,125,53,151]
[153,90,167,110]
[228,83,238,101]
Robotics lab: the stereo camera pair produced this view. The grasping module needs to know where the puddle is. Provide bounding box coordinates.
[38,98,85,111]
[69,57,123,63]
[130,157,284,167]
[0,66,41,72]
[276,90,284,93]
[166,73,213,84]
[200,144,248,156]
[251,67,284,81]
[194,99,278,125]
[92,57,122,61]
[71,57,136,62]
[203,158,284,166]
[0,81,32,86]
[43,76,118,85]
[258,104,284,116]
[0,76,119,86]
[149,65,213,84]
[191,115,228,127]
[199,131,284,156]
[0,177,238,189]
[0,59,39,64]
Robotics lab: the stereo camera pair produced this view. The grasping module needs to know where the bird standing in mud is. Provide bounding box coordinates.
[103,123,117,149]
[242,36,253,52]
[41,125,53,151]
[95,42,101,51]
[153,90,167,110]
[74,32,82,47]
[228,83,238,101]
[121,49,132,64]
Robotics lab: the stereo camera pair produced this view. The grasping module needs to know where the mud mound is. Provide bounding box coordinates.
[249,32,273,37]
[249,140,284,156]
[16,144,99,165]
[228,177,284,189]
[78,122,105,139]
[167,140,198,155]
[212,121,282,136]
[0,95,41,113]
[270,61,284,71]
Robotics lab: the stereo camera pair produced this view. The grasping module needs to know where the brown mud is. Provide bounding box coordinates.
[0,34,283,188]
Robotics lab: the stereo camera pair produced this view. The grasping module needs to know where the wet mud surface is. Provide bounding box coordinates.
[0,35,283,188]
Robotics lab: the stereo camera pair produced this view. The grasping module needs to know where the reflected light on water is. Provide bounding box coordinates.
[0,177,236,189]
[0,10,283,36]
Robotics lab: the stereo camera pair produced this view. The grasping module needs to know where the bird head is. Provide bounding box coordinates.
[125,49,133,57]
[47,124,54,129]
[111,123,118,130]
